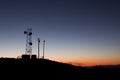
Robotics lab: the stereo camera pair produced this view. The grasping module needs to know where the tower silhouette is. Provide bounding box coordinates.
[24,28,32,58]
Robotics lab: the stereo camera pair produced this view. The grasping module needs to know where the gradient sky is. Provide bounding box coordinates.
[0,0,120,66]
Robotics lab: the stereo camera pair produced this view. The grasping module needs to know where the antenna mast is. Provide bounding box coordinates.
[43,40,45,59]
[38,38,40,58]
[24,28,32,58]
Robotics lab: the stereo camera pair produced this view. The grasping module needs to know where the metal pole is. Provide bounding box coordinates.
[38,38,40,58]
[43,40,45,59]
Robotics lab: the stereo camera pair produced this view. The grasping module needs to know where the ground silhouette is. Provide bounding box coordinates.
[0,58,120,80]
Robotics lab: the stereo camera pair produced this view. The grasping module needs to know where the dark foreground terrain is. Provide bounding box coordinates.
[0,58,120,80]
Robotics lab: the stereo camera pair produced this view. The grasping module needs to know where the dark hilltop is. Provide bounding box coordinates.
[0,57,120,80]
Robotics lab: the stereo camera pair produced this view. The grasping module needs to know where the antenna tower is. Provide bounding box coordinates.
[24,28,32,57]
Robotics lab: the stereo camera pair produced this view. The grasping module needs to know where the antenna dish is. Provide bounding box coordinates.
[24,31,27,34]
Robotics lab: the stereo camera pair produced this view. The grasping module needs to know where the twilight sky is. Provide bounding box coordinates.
[0,0,120,66]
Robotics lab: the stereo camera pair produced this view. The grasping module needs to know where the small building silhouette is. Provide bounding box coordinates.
[31,55,37,59]
[22,54,30,60]
[22,54,37,60]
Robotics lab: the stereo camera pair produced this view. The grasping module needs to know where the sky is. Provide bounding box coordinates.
[0,0,120,66]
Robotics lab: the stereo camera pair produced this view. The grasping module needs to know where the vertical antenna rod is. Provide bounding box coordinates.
[38,38,40,59]
[43,40,45,59]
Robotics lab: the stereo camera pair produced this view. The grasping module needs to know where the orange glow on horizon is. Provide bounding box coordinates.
[58,60,120,67]
[50,57,120,67]
[1,52,120,67]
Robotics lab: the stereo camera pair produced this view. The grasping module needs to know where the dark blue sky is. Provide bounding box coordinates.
[0,0,120,65]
